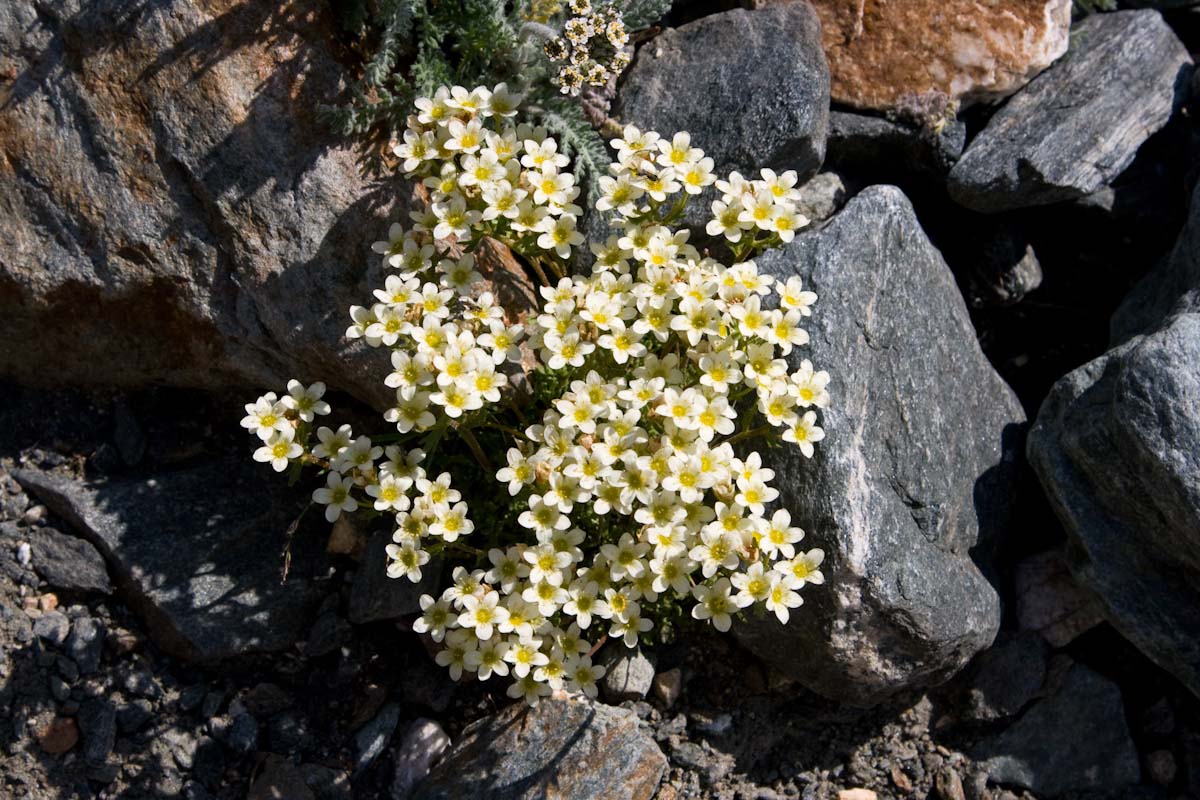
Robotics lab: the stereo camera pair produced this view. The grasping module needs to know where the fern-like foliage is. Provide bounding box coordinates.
[615,0,672,30]
[1072,0,1116,16]
[324,0,671,196]
[532,99,611,208]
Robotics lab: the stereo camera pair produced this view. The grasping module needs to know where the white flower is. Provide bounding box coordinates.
[312,472,358,522]
[505,638,549,679]
[465,638,511,680]
[691,578,740,632]
[790,360,831,408]
[486,82,522,117]
[413,594,454,642]
[435,629,476,681]
[764,573,803,623]
[367,474,412,512]
[457,590,509,640]
[774,548,826,588]
[782,410,825,457]
[280,380,330,422]
[564,655,605,698]
[241,393,291,441]
[386,541,430,582]
[312,424,352,460]
[253,430,302,473]
[536,214,584,259]
[759,509,804,560]
[486,546,529,592]
[730,562,772,607]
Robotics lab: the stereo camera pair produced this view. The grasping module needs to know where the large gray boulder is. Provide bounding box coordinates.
[414,697,667,800]
[616,1,829,183]
[736,186,1025,706]
[0,0,399,407]
[13,460,328,662]
[1027,180,1200,698]
[972,664,1141,795]
[949,10,1192,213]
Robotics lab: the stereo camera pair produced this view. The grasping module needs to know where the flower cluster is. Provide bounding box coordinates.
[542,0,631,95]
[243,86,831,705]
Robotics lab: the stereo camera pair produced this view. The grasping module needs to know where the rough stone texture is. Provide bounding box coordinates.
[616,2,829,182]
[249,754,316,800]
[963,631,1049,721]
[1014,547,1104,647]
[0,0,403,408]
[391,718,450,799]
[24,525,112,595]
[13,460,327,662]
[826,111,966,178]
[810,0,1071,113]
[972,664,1141,795]
[949,11,1193,213]
[355,701,402,774]
[736,186,1024,706]
[600,646,656,702]
[964,228,1043,308]
[348,529,436,625]
[415,697,667,800]
[1027,180,1200,697]
[78,697,118,763]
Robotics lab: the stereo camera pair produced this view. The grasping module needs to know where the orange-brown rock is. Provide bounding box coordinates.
[0,0,404,409]
[809,0,1072,114]
[37,716,79,754]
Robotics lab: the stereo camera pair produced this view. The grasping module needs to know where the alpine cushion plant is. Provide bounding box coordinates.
[242,85,829,704]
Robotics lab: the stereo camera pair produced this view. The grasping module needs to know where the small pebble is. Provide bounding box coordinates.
[22,504,48,526]
[652,667,683,708]
[38,593,59,612]
[16,541,32,566]
[1146,749,1176,786]
[33,611,71,647]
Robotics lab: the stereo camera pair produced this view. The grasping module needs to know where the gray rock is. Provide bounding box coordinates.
[14,460,327,662]
[793,172,847,225]
[391,718,450,799]
[49,675,71,702]
[355,701,401,774]
[949,11,1193,212]
[166,727,199,770]
[117,699,154,733]
[15,541,31,566]
[305,610,351,658]
[1014,548,1104,647]
[601,646,656,702]
[0,0,404,409]
[965,228,1043,308]
[227,712,259,756]
[250,754,316,800]
[26,527,112,594]
[736,186,1024,705]
[1028,186,1200,696]
[347,529,437,624]
[296,763,352,800]
[652,668,683,708]
[415,697,667,800]
[193,736,226,788]
[33,611,71,647]
[64,617,104,674]
[827,110,967,177]
[616,2,829,183]
[241,682,293,718]
[963,631,1049,721]
[972,664,1140,795]
[78,697,117,763]
[179,684,207,713]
